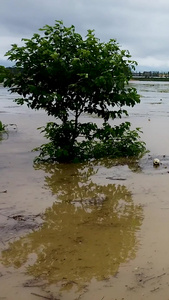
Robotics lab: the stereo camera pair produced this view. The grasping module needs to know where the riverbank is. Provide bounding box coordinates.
[132,77,169,81]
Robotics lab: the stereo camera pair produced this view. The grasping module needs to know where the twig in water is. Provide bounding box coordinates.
[157,272,166,278]
[143,272,166,284]
[143,275,156,284]
[150,287,160,292]
[106,177,126,181]
[31,292,59,300]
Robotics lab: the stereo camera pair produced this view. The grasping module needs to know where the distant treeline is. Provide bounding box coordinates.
[132,71,169,81]
[0,66,8,83]
[0,66,20,83]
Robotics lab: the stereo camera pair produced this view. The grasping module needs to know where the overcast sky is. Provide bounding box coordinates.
[1,0,169,71]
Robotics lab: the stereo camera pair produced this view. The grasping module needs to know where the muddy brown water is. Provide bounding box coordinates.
[1,82,169,299]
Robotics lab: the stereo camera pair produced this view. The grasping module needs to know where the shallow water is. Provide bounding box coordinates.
[1,162,143,289]
[1,82,169,299]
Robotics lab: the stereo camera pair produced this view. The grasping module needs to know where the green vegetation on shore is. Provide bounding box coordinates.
[0,66,8,83]
[132,77,169,81]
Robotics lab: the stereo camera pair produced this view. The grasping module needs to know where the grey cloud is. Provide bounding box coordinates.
[1,0,169,70]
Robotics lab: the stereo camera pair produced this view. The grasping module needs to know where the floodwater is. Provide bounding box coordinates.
[1,82,169,299]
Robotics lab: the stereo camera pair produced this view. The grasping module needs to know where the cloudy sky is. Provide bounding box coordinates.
[1,0,169,71]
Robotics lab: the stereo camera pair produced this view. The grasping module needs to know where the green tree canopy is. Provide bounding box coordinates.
[4,20,145,162]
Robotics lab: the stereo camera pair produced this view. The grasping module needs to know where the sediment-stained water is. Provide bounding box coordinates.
[1,82,169,299]
[1,162,143,290]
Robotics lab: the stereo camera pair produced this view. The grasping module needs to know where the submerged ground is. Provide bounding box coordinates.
[1,81,169,299]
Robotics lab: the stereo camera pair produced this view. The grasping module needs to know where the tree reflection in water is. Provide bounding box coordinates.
[1,160,143,289]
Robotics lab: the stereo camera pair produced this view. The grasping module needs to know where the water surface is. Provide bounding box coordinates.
[1,82,169,299]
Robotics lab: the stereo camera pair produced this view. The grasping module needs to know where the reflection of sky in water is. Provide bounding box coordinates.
[1,162,143,290]
[0,86,20,111]
[0,86,43,114]
[2,81,169,118]
[128,81,169,118]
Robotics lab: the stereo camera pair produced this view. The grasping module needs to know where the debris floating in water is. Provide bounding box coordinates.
[153,158,160,166]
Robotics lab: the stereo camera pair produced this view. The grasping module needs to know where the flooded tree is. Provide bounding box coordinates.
[4,20,146,162]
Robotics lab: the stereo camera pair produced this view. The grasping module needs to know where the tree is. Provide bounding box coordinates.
[0,66,8,83]
[4,20,146,162]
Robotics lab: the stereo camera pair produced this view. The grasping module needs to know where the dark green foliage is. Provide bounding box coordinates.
[0,66,9,83]
[34,121,145,163]
[0,120,8,142]
[4,20,146,162]
[0,120,6,132]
